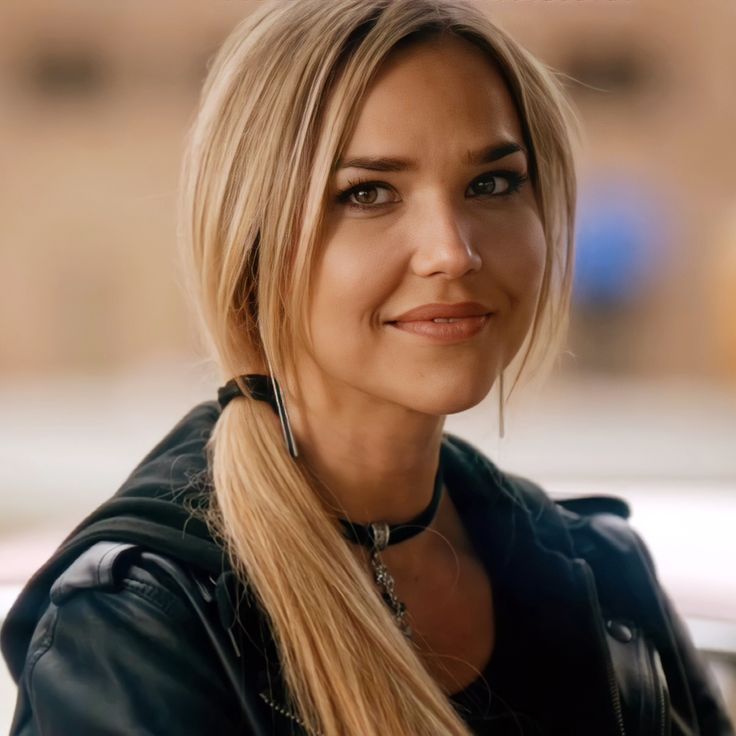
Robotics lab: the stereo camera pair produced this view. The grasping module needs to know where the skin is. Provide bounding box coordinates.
[285,35,546,577]
[276,35,548,688]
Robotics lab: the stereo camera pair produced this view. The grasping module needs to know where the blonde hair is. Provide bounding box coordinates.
[178,1,578,733]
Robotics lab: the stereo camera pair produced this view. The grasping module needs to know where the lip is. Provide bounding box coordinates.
[385,301,493,344]
[388,301,492,322]
[388,314,490,343]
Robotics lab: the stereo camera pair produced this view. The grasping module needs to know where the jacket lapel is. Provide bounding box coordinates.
[441,434,627,735]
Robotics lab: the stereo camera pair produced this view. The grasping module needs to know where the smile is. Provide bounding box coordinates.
[387,314,491,343]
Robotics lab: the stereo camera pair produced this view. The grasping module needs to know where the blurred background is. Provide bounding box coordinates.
[1,0,735,729]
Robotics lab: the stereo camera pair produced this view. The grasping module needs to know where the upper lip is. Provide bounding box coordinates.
[389,302,493,322]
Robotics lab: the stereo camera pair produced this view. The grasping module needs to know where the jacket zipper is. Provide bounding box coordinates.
[652,647,670,736]
[578,561,627,736]
[258,690,323,736]
[657,681,666,736]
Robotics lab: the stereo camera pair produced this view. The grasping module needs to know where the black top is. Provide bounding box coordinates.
[446,474,546,736]
[448,591,545,736]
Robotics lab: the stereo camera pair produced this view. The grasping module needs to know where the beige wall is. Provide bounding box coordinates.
[1,0,734,379]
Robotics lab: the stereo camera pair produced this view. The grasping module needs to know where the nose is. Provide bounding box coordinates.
[409,199,482,279]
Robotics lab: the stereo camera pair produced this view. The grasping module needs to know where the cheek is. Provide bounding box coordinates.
[520,221,547,301]
[307,233,399,351]
[491,209,547,308]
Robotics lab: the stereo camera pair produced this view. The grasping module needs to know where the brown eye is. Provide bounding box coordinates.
[352,186,379,204]
[466,171,529,198]
[467,175,508,196]
[339,181,399,209]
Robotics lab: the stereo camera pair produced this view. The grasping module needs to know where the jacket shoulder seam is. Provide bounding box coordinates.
[24,576,204,699]
[49,572,200,637]
[119,577,198,624]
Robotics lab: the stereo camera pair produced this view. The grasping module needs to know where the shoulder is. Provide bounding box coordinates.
[442,431,641,565]
[20,542,225,689]
[442,430,630,521]
[26,543,214,669]
[47,541,208,621]
[12,542,244,735]
[502,471,646,570]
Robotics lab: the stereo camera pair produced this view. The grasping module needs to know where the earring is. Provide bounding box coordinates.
[265,355,299,459]
[498,370,505,440]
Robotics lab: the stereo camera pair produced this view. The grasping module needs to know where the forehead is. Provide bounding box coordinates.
[342,35,524,159]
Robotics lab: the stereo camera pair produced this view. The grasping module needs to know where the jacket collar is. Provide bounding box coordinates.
[440,433,626,735]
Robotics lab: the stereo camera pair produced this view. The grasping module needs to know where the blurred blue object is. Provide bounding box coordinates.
[573,177,670,309]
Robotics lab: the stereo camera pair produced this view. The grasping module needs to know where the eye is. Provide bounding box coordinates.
[466,171,528,198]
[338,181,399,210]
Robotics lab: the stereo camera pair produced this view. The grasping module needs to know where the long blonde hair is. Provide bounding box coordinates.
[178,1,578,733]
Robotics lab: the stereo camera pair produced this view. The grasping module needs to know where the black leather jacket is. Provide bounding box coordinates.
[3,402,734,735]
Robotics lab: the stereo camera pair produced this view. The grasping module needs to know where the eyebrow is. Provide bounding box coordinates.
[335,141,527,172]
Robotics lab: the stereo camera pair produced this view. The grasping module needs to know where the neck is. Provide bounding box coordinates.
[284,373,445,529]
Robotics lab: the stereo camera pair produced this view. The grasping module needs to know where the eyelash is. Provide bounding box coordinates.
[336,170,530,211]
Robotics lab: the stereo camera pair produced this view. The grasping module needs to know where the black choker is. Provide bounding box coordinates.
[339,464,444,640]
[217,373,444,638]
[338,464,444,549]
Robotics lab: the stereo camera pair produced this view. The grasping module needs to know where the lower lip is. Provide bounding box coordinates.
[388,315,490,343]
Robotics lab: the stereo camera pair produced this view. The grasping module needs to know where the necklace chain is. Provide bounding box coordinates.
[369,522,412,639]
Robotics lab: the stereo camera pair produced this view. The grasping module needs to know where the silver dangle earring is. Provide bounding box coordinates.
[498,370,506,439]
[265,355,299,459]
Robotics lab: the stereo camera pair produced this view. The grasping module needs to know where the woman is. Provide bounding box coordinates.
[2,1,733,734]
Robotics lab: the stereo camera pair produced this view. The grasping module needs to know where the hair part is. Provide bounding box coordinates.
[178,1,578,733]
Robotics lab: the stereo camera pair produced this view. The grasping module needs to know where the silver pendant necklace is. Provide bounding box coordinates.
[338,466,444,640]
[369,521,413,638]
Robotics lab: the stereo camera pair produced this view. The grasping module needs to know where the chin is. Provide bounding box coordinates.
[397,376,495,417]
[413,395,487,417]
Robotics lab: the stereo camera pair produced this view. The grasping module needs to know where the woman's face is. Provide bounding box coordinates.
[302,36,546,416]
